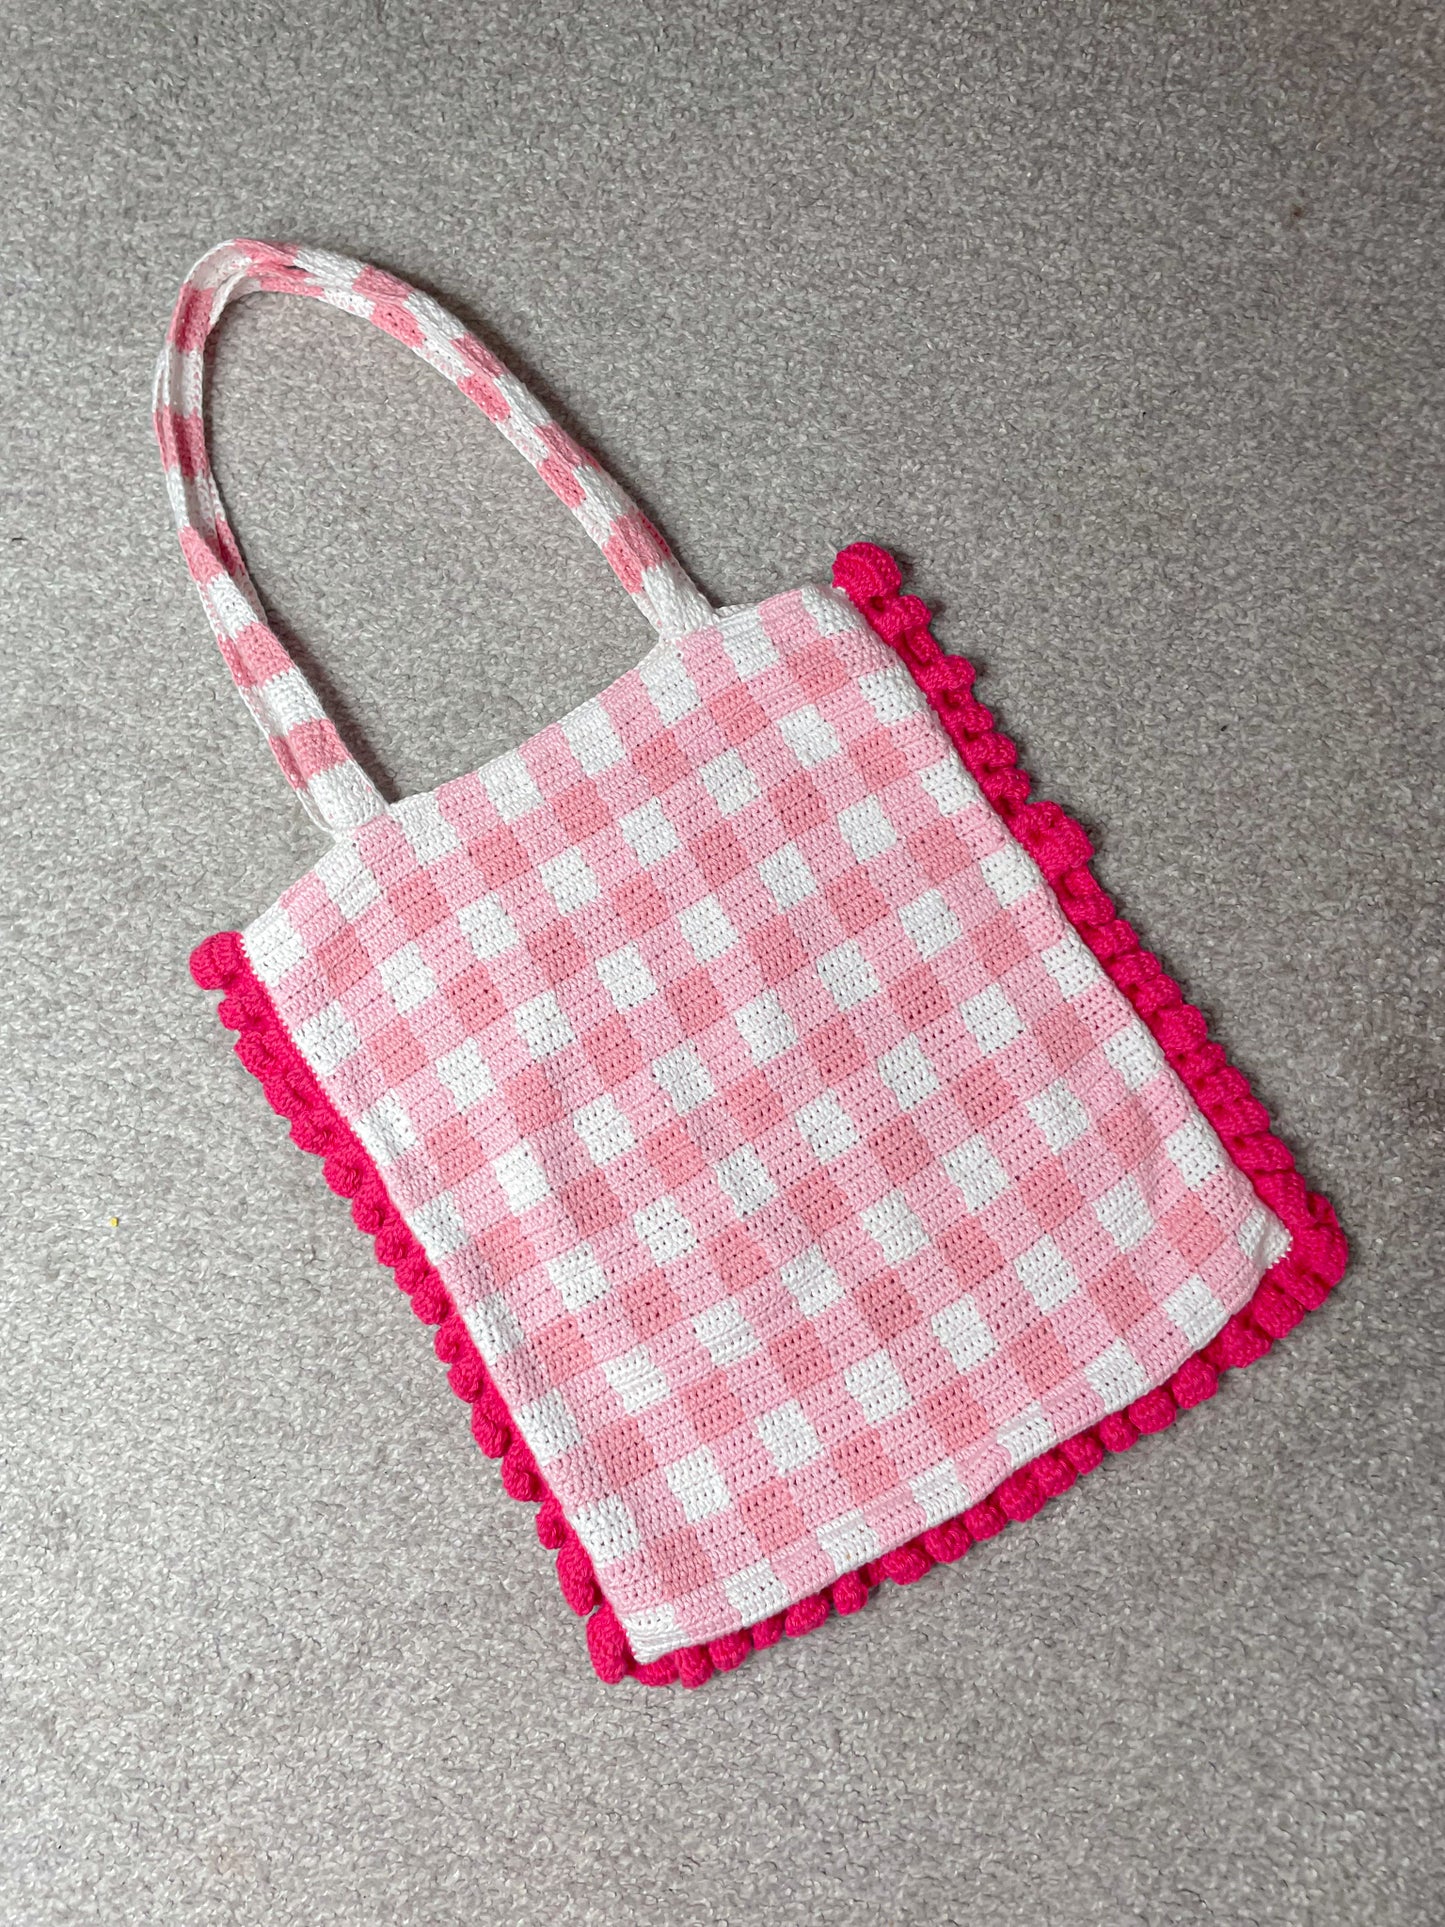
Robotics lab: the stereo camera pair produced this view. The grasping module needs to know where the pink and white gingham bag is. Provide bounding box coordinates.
[160,242,1346,1685]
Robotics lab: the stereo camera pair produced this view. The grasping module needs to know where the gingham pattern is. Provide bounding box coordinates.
[164,244,1290,1661]
[155,240,713,832]
[242,589,1290,1662]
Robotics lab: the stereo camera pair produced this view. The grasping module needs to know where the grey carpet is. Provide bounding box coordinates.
[3,3,1441,1923]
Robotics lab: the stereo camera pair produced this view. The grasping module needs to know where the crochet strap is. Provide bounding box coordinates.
[154,240,714,833]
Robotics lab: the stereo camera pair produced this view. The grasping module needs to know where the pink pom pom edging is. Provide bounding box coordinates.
[190,543,1346,1687]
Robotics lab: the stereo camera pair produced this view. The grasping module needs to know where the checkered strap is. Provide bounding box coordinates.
[154,240,715,833]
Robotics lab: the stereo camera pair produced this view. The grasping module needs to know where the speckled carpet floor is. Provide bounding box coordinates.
[3,5,1440,1922]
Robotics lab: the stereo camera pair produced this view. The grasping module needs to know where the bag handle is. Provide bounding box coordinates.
[154,240,715,832]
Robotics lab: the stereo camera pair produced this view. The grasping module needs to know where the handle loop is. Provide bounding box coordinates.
[154,240,714,832]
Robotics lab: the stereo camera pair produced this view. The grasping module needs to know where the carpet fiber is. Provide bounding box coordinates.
[3,4,1441,1922]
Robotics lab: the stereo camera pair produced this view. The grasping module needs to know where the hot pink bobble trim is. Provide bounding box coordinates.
[190,542,1345,1688]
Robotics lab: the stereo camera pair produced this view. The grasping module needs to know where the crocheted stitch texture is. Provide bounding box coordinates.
[192,543,1346,1687]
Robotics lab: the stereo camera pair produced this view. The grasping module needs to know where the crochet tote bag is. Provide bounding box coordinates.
[161,242,1346,1686]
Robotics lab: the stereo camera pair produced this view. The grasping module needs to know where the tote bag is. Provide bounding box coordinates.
[160,242,1345,1685]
